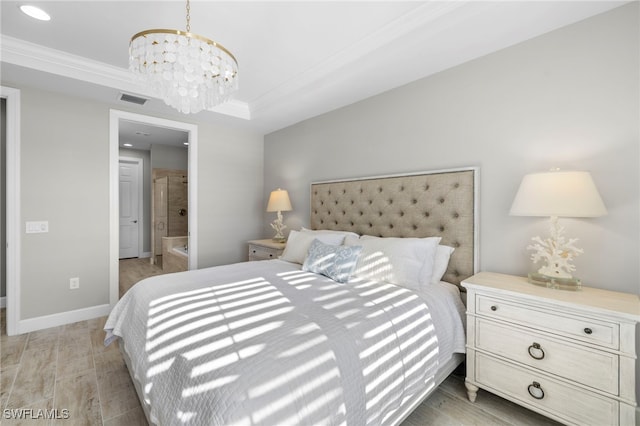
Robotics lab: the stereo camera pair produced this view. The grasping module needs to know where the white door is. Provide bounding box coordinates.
[119,160,140,259]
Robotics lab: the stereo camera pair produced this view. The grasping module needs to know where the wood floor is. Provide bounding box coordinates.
[118,257,165,298]
[0,258,561,425]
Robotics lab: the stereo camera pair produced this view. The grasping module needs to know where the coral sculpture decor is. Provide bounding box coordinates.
[527,216,583,279]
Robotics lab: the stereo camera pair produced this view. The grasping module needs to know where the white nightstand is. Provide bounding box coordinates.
[462,272,639,426]
[248,239,286,261]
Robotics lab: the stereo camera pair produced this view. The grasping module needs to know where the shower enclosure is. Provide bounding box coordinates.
[152,169,188,266]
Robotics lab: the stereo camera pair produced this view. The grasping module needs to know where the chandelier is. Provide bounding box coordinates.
[129,0,238,114]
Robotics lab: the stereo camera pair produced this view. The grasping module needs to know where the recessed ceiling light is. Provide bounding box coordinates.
[20,5,51,21]
[183,142,189,146]
[123,143,133,147]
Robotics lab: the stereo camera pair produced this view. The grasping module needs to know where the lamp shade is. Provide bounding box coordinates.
[266,188,292,212]
[510,171,607,217]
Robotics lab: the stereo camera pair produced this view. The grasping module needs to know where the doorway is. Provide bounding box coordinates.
[2,86,20,336]
[118,157,143,259]
[1,98,6,310]
[109,110,198,306]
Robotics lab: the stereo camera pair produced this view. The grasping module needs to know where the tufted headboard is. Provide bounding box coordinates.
[310,168,478,288]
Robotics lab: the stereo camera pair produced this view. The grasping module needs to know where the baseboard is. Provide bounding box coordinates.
[0,296,5,308]
[17,303,111,334]
[140,251,152,258]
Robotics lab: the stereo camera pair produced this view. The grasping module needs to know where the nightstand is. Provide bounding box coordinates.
[462,272,639,426]
[248,239,286,261]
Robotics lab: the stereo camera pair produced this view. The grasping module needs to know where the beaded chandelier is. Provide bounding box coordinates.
[129,0,238,114]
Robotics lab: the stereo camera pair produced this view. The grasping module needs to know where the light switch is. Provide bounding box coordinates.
[26,221,49,233]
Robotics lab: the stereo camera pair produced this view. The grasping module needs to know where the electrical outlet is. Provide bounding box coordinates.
[69,277,79,290]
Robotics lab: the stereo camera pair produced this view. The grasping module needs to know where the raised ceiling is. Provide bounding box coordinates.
[0,1,627,135]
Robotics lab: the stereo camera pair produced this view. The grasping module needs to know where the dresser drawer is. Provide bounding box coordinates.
[475,318,618,394]
[475,353,619,426]
[476,294,619,349]
[248,245,281,261]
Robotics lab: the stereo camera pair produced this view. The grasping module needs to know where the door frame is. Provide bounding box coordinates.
[2,86,20,336]
[118,156,144,259]
[109,110,198,307]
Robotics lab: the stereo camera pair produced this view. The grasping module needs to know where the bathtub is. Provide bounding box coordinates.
[172,246,188,257]
[162,236,188,272]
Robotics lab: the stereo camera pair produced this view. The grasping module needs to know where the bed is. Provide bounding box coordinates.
[105,167,478,425]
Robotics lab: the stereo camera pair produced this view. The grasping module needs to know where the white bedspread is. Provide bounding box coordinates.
[105,260,465,426]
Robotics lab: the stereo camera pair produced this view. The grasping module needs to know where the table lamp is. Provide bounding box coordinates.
[510,170,607,290]
[266,188,292,242]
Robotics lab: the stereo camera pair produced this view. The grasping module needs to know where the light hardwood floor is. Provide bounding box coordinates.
[118,257,165,298]
[0,258,560,425]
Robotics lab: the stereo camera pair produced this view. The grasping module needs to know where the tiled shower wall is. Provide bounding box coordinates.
[152,169,188,262]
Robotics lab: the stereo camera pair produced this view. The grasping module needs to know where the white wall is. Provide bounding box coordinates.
[264,3,639,296]
[11,85,263,321]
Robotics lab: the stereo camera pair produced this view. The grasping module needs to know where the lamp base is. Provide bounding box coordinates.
[528,272,582,291]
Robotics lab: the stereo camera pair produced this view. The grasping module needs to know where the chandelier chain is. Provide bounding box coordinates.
[185,0,191,33]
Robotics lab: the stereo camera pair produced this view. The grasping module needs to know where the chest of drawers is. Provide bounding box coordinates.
[248,239,286,261]
[463,272,639,426]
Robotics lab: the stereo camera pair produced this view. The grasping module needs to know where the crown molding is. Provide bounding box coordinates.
[249,1,469,115]
[0,35,250,120]
[1,35,137,91]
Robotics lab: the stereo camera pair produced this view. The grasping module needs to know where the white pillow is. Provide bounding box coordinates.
[280,230,346,264]
[430,245,455,285]
[301,227,360,240]
[345,235,440,290]
[343,234,360,246]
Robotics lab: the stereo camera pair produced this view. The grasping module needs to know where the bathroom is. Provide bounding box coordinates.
[153,169,189,272]
[119,123,190,274]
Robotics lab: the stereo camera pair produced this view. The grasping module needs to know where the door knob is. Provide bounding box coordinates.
[132,220,138,223]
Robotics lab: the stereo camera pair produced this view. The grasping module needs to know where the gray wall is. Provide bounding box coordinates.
[13,85,263,319]
[197,121,265,267]
[20,88,109,317]
[150,144,188,171]
[265,3,639,296]
[119,148,152,254]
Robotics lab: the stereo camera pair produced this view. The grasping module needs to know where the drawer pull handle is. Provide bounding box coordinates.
[527,382,545,400]
[584,328,593,335]
[490,305,497,311]
[527,342,545,360]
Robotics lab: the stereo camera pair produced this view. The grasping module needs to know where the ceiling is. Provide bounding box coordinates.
[119,120,189,151]
[0,1,628,145]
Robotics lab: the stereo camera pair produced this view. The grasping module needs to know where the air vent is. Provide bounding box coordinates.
[119,93,148,106]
